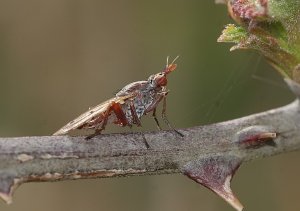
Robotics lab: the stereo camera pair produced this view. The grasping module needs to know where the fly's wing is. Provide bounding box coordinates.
[53,95,133,135]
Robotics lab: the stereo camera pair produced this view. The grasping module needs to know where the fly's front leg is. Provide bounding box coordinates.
[152,108,162,130]
[162,95,184,137]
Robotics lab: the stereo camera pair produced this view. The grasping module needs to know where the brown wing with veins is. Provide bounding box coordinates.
[53,95,134,135]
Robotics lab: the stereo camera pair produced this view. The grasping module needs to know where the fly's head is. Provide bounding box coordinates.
[147,56,179,89]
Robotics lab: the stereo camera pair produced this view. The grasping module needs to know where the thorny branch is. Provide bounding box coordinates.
[0,80,300,211]
[0,1,297,210]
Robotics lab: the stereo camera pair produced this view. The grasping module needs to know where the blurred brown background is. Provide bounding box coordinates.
[0,0,299,211]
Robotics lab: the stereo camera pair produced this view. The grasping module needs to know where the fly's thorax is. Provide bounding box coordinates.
[120,86,165,125]
[115,71,169,126]
[116,81,148,97]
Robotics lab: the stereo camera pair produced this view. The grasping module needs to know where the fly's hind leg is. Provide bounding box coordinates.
[85,128,103,140]
[85,110,110,140]
[85,102,128,140]
[162,95,184,137]
[112,102,129,127]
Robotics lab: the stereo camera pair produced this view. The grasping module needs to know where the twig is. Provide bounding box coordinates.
[0,96,300,209]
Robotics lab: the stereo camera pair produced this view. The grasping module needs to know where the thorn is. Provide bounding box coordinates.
[235,125,277,149]
[0,178,23,204]
[0,192,13,204]
[182,155,243,211]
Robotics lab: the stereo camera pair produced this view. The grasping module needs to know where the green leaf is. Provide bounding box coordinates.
[218,0,300,83]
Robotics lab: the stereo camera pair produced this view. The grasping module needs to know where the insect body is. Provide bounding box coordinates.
[53,56,182,139]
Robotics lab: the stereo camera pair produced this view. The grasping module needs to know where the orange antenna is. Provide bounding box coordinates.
[170,55,180,65]
[166,56,170,68]
[164,55,179,74]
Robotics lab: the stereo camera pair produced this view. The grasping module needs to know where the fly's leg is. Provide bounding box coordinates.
[162,95,184,137]
[129,101,141,127]
[85,102,128,140]
[112,102,129,127]
[152,108,162,130]
[85,108,111,140]
[85,128,103,140]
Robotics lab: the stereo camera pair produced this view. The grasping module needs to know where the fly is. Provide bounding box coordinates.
[53,56,183,139]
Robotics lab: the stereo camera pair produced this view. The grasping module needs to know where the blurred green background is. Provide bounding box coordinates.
[0,0,299,211]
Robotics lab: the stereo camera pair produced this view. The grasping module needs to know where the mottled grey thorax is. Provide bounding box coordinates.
[123,86,163,125]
